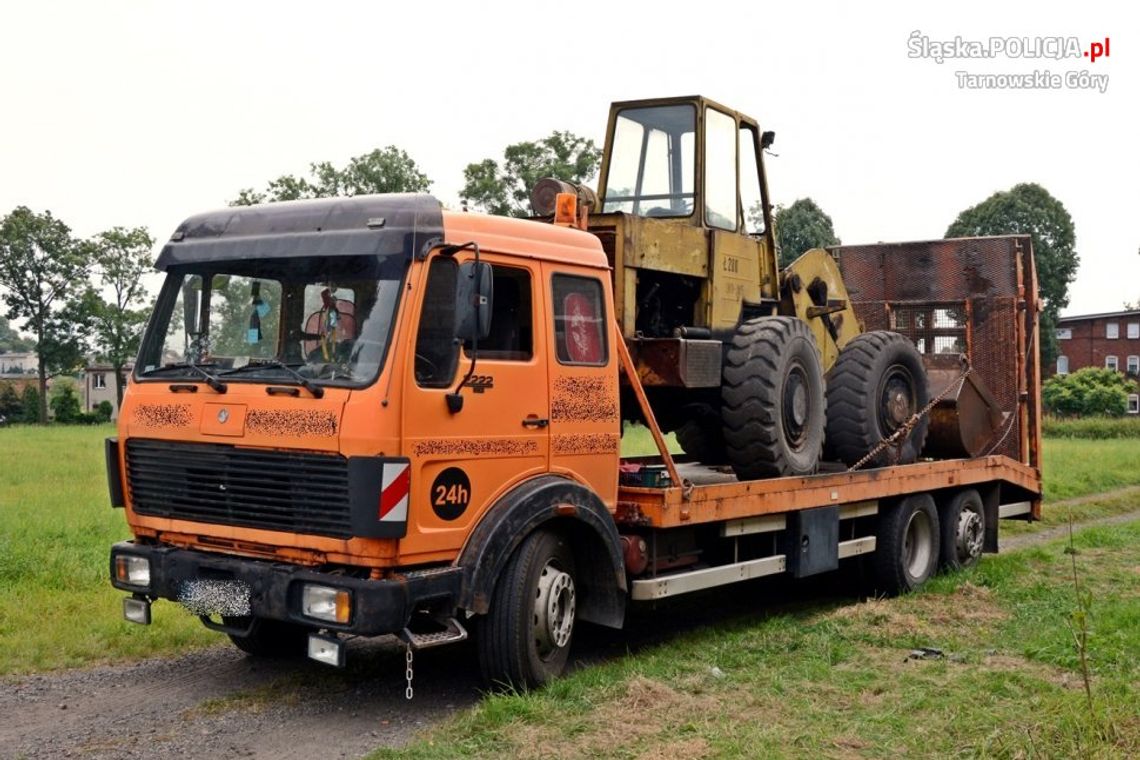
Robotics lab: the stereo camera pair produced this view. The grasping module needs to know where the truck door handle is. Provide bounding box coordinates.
[522,416,549,428]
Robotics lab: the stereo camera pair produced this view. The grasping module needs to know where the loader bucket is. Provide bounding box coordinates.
[922,354,1009,459]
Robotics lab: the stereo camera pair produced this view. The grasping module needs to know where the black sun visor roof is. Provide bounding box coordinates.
[155,194,444,270]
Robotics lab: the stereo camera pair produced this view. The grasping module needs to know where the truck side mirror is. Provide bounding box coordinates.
[455,261,493,342]
[761,130,776,150]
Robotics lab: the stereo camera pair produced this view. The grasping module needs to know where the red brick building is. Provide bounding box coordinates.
[1053,308,1140,413]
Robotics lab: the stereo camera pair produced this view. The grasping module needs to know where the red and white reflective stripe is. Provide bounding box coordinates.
[378,462,410,522]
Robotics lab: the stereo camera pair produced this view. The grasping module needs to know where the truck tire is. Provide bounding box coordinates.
[225,617,308,658]
[939,489,985,571]
[825,331,929,468]
[874,493,940,595]
[675,404,727,464]
[475,529,577,690]
[721,316,825,479]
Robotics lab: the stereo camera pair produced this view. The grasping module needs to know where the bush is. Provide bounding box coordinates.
[94,400,114,423]
[1042,415,1140,439]
[21,385,39,423]
[1042,367,1137,417]
[0,382,22,423]
[49,383,81,423]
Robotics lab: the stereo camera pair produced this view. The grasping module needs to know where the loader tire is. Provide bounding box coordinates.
[675,404,728,464]
[475,529,577,690]
[825,331,929,468]
[721,316,825,479]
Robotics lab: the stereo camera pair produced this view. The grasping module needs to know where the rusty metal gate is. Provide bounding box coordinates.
[832,235,1042,468]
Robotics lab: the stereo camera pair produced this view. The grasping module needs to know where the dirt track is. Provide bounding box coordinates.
[5,499,1138,760]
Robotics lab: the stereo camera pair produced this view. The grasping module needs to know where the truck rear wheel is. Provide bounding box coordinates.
[225,617,308,658]
[721,316,825,479]
[825,331,929,468]
[874,493,940,595]
[939,489,985,571]
[475,529,577,690]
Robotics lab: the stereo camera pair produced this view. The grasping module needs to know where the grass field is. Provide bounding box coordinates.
[0,424,1137,680]
[0,425,215,675]
[373,520,1140,758]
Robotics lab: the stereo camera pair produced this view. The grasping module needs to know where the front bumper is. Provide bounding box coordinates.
[110,541,461,636]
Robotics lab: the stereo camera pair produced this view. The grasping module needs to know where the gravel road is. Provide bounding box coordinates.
[5,503,1138,760]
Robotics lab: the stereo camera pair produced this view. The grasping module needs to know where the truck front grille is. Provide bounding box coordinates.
[125,438,352,538]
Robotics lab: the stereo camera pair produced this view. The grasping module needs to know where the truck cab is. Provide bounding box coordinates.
[110,195,627,674]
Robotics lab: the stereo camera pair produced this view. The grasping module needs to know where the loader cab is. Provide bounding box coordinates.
[598,96,774,238]
[588,96,781,374]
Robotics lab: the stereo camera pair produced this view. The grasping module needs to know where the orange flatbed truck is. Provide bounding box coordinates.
[107,195,1042,688]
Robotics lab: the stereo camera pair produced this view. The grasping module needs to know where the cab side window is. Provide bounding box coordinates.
[552,275,608,365]
[464,265,533,361]
[414,258,459,388]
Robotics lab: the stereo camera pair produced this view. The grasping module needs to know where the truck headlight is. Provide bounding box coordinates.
[301,584,351,624]
[114,555,151,589]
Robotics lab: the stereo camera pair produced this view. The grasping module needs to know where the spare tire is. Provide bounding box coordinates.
[721,316,825,479]
[825,331,929,467]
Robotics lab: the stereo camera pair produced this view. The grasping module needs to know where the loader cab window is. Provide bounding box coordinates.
[603,104,695,218]
[705,108,738,231]
[414,257,460,388]
[463,265,533,361]
[740,125,766,235]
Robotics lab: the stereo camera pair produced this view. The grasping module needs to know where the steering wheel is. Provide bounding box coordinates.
[414,352,439,381]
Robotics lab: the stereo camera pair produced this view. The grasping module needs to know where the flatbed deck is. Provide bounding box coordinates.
[616,455,1041,529]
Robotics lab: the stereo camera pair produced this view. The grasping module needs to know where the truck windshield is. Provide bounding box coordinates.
[603,104,695,217]
[136,254,407,388]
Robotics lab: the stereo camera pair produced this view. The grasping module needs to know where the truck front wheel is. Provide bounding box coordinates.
[475,529,577,690]
[224,617,308,658]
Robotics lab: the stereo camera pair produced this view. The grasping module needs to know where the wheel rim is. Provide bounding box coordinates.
[534,561,576,660]
[878,364,916,434]
[902,509,934,580]
[956,509,984,563]
[782,360,810,449]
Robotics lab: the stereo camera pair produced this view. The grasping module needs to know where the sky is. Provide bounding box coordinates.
[1,0,1136,320]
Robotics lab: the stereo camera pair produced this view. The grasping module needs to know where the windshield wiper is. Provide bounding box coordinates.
[141,363,228,393]
[220,361,325,399]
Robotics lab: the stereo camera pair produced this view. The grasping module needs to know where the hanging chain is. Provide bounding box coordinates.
[847,365,973,473]
[405,643,414,700]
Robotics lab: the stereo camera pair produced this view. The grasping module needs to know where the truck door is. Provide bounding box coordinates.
[544,267,621,509]
[400,254,550,559]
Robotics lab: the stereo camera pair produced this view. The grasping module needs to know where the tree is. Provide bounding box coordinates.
[1043,367,1136,417]
[772,198,841,268]
[88,226,155,407]
[232,147,431,205]
[0,315,33,353]
[0,207,92,423]
[946,183,1078,369]
[461,131,601,217]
